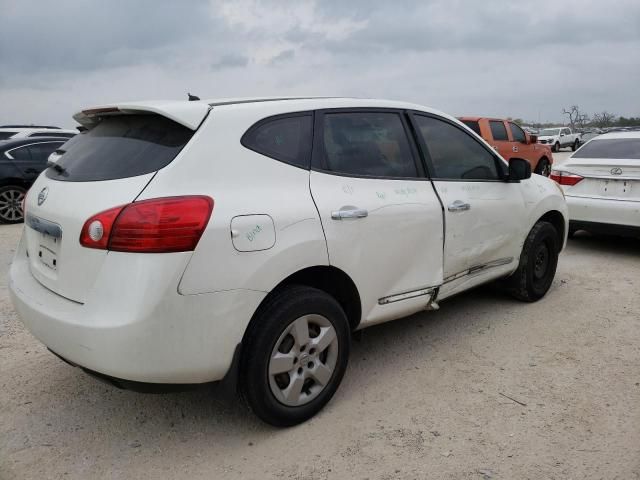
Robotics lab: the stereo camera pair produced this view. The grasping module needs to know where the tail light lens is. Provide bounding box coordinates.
[80,196,213,253]
[550,170,584,186]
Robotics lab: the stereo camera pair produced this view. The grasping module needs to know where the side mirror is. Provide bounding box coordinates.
[508,158,531,182]
[528,134,538,144]
[560,133,565,137]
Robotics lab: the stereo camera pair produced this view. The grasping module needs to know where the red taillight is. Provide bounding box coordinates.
[80,196,213,253]
[550,170,584,186]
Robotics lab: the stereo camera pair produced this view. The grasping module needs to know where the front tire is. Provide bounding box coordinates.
[0,185,26,224]
[240,285,350,426]
[553,142,560,152]
[504,221,560,302]
[534,157,551,176]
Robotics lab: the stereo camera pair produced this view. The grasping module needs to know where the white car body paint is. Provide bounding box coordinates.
[10,97,568,385]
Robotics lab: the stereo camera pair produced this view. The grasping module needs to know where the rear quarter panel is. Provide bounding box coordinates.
[137,107,329,295]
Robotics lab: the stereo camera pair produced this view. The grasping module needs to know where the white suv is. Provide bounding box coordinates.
[10,97,568,426]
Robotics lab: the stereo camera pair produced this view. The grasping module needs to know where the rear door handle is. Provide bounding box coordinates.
[447,200,471,212]
[331,207,369,220]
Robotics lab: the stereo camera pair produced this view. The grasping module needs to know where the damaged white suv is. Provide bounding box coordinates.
[10,97,568,426]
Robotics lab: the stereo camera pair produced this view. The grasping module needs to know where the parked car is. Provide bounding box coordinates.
[551,131,640,237]
[537,127,581,152]
[0,137,68,223]
[10,97,568,426]
[578,131,601,145]
[459,117,554,176]
[0,127,77,141]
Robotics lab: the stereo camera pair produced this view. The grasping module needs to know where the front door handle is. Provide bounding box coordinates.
[331,207,369,220]
[447,200,471,212]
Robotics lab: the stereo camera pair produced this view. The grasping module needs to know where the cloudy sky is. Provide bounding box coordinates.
[1,0,639,127]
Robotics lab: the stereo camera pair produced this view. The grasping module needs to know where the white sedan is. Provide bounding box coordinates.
[551,131,640,237]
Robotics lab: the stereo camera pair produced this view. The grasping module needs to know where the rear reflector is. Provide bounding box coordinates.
[550,170,584,186]
[80,196,213,253]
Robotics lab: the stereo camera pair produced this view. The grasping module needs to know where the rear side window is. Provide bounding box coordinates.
[29,142,64,163]
[573,138,640,159]
[414,115,500,181]
[45,115,193,182]
[461,120,482,136]
[509,122,526,142]
[241,114,312,168]
[489,121,509,141]
[7,146,32,161]
[321,112,417,178]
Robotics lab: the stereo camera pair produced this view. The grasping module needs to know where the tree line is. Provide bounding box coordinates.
[509,106,640,129]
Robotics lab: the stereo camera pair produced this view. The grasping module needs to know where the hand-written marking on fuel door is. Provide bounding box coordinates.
[246,224,263,242]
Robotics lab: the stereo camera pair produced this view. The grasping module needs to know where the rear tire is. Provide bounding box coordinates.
[240,285,350,427]
[504,221,560,302]
[534,157,551,176]
[0,185,26,224]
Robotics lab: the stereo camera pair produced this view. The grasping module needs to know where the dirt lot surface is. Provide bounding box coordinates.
[2,152,639,479]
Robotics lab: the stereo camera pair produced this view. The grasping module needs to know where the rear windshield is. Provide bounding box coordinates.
[45,115,193,182]
[573,138,640,159]
[461,120,481,136]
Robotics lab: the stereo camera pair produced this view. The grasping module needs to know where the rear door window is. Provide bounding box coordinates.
[241,114,312,168]
[45,114,193,182]
[320,112,418,178]
[489,121,509,141]
[509,122,526,142]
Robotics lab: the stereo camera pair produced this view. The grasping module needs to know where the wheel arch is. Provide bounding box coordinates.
[0,178,30,189]
[536,210,566,251]
[248,265,362,334]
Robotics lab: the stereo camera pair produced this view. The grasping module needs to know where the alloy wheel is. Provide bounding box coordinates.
[0,188,25,223]
[268,314,339,407]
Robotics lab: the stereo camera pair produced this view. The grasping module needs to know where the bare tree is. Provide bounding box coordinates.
[592,111,616,128]
[562,105,588,129]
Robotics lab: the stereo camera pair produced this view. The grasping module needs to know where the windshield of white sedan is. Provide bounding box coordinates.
[45,114,193,182]
[539,129,560,136]
[573,139,640,159]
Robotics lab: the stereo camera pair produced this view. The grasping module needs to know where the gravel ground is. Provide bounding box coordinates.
[2,152,639,479]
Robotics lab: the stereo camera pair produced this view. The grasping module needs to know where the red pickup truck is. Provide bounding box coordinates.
[459,117,554,176]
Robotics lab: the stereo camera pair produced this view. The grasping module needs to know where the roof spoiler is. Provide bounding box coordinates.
[73,101,212,131]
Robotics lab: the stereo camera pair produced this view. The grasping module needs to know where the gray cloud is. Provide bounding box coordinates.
[211,54,249,70]
[0,0,639,127]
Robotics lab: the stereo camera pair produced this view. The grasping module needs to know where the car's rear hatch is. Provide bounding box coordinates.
[22,102,210,303]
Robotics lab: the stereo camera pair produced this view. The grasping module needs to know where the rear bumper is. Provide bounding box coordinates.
[566,195,640,229]
[9,235,266,384]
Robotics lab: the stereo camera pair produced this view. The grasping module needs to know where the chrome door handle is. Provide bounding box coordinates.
[331,208,369,220]
[447,200,471,212]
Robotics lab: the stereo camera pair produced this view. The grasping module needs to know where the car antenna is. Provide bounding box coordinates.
[188,93,200,101]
